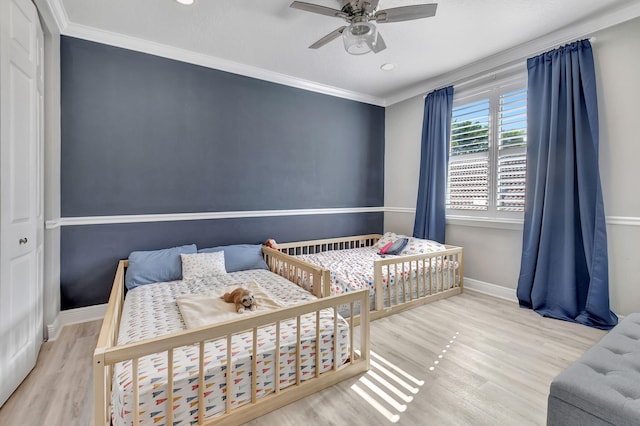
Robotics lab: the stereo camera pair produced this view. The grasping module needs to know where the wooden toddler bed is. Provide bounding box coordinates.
[93,247,370,425]
[274,233,464,322]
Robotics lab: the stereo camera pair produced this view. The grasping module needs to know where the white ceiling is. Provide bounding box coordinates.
[51,0,640,105]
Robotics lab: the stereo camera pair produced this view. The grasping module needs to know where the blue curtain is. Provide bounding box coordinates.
[517,40,617,329]
[413,86,454,243]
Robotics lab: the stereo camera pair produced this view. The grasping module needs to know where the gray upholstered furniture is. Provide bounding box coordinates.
[547,313,640,426]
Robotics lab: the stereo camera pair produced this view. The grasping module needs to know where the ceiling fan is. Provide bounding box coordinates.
[290,0,438,55]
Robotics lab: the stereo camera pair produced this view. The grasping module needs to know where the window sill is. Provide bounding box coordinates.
[446,216,524,231]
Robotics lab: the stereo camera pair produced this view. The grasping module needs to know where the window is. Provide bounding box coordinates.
[446,80,527,219]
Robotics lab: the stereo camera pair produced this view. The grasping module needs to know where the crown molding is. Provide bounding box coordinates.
[385,1,640,106]
[39,0,69,34]
[48,0,384,105]
[57,21,385,106]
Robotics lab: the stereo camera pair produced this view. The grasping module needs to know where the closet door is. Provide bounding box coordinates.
[0,0,44,407]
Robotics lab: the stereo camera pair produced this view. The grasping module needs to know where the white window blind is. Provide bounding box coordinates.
[446,80,527,218]
[447,99,490,211]
[497,88,527,212]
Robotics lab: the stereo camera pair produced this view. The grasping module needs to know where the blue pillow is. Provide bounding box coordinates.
[198,244,268,273]
[125,244,197,290]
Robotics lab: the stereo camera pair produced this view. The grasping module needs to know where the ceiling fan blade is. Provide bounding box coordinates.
[371,32,386,53]
[375,3,438,23]
[290,1,348,19]
[309,26,347,49]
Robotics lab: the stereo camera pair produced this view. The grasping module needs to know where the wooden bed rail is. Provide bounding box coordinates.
[275,234,381,256]
[271,235,464,322]
[262,246,331,298]
[93,259,127,426]
[372,245,464,317]
[94,259,370,426]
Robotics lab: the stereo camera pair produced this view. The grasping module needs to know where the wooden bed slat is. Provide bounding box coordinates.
[333,307,338,372]
[296,316,302,385]
[226,334,232,415]
[199,340,206,424]
[252,327,258,404]
[275,321,281,394]
[168,348,174,426]
[315,311,320,379]
[349,302,354,363]
[132,358,139,425]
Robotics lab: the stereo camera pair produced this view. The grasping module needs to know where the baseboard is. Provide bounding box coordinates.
[464,278,518,303]
[46,303,107,341]
[46,317,61,341]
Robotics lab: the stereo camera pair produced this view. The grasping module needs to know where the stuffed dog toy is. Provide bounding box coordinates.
[222,287,257,313]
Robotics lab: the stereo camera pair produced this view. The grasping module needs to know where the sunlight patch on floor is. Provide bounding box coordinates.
[351,332,459,423]
[429,332,458,371]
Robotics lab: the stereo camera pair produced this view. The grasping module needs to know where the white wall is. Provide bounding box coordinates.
[593,18,640,316]
[385,17,640,316]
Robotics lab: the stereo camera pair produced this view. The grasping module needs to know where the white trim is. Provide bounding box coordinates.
[437,66,528,101]
[62,207,640,227]
[59,21,384,107]
[46,317,60,341]
[48,0,69,31]
[59,303,106,324]
[33,0,63,35]
[385,207,640,229]
[447,216,524,231]
[46,303,107,341]
[464,278,518,303]
[384,207,415,214]
[45,219,60,230]
[606,216,640,227]
[60,207,385,226]
[386,1,640,106]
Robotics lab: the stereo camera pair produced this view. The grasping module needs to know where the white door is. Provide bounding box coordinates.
[0,0,44,407]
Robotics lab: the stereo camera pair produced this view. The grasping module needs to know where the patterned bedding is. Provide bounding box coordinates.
[296,246,456,298]
[112,269,349,426]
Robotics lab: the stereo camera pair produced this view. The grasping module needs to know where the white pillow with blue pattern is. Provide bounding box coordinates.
[399,238,446,256]
[180,251,227,280]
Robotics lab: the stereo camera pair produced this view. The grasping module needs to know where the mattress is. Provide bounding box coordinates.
[296,246,457,302]
[112,269,350,426]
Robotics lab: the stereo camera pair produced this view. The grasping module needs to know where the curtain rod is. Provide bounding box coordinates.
[424,37,596,98]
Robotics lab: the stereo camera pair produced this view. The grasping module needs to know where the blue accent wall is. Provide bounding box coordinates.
[60,36,385,309]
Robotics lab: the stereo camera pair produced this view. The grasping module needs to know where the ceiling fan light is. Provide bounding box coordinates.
[342,22,377,55]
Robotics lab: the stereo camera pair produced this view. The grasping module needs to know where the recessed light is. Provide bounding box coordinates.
[175,0,194,5]
[380,63,396,71]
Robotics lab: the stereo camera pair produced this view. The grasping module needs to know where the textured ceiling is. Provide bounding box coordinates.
[56,0,639,103]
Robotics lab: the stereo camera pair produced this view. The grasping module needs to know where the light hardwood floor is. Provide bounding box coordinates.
[0,291,606,426]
